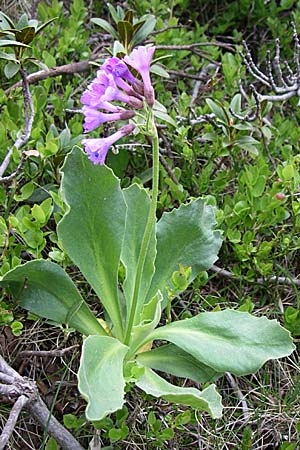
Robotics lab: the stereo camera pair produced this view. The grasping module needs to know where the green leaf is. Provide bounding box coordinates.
[136,343,222,383]
[131,16,156,47]
[230,93,242,115]
[222,52,238,84]
[28,19,38,29]
[136,368,223,418]
[117,21,133,50]
[35,17,57,35]
[252,176,266,197]
[124,10,134,24]
[0,31,14,38]
[132,20,145,34]
[0,12,15,30]
[150,63,169,78]
[0,260,106,336]
[16,14,28,30]
[58,147,127,340]
[145,199,222,303]
[45,437,58,450]
[0,51,18,62]
[91,18,118,39]
[147,310,295,375]
[236,136,260,146]
[15,26,35,44]
[113,40,126,57]
[282,164,294,181]
[153,109,176,126]
[121,184,156,318]
[153,99,167,113]
[206,98,229,124]
[26,58,48,70]
[78,336,128,421]
[4,61,19,79]
[0,39,30,48]
[235,136,260,156]
[107,3,123,23]
[31,204,45,223]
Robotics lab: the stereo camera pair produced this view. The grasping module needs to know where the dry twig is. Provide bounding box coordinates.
[18,344,79,358]
[4,60,92,96]
[211,264,300,287]
[233,22,300,121]
[156,42,235,52]
[225,372,251,422]
[0,354,84,450]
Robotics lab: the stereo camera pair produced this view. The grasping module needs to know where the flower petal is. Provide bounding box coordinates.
[82,123,136,165]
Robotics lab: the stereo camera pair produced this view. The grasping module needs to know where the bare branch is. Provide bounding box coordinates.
[159,154,179,185]
[0,395,29,450]
[27,397,84,450]
[190,63,219,107]
[155,41,235,51]
[292,21,300,79]
[240,41,270,86]
[239,24,300,110]
[225,372,251,422]
[210,264,300,287]
[0,155,27,183]
[4,60,92,96]
[19,344,79,358]
[274,38,287,88]
[0,355,84,450]
[167,68,220,81]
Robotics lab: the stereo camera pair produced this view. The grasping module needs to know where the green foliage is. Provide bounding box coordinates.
[63,413,85,431]
[45,437,58,450]
[0,300,23,335]
[0,0,300,447]
[92,4,156,54]
[0,10,56,76]
[146,410,174,447]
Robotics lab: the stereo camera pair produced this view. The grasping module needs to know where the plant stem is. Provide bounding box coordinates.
[124,116,159,346]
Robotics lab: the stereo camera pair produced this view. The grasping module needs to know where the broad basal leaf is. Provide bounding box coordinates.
[0,260,106,336]
[146,310,295,375]
[145,198,222,303]
[136,367,222,418]
[136,343,221,383]
[121,184,156,322]
[78,336,128,421]
[58,147,126,340]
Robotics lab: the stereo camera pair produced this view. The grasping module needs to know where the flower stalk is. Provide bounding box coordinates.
[124,114,159,345]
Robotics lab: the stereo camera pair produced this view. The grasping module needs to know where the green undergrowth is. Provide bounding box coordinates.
[0,0,300,449]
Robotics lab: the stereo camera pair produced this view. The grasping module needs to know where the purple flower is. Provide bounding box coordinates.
[82,106,136,133]
[82,123,136,165]
[124,46,155,106]
[80,46,157,166]
[102,57,137,84]
[102,85,143,109]
[81,73,122,112]
[80,80,122,112]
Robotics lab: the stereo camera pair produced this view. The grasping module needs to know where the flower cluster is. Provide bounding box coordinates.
[81,46,155,165]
